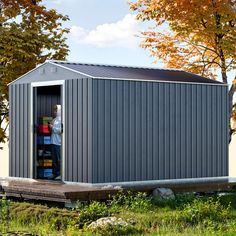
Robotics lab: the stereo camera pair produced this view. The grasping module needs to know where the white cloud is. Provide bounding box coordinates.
[70,14,140,48]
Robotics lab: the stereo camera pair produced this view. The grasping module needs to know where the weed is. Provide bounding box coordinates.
[176,197,230,226]
[1,192,236,235]
[0,196,11,231]
[110,191,152,212]
[152,192,196,209]
[76,201,110,227]
[216,192,236,209]
[9,202,78,230]
[0,196,10,222]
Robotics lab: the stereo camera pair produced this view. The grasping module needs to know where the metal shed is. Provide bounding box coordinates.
[8,60,229,184]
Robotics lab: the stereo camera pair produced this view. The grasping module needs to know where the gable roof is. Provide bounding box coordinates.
[51,61,224,85]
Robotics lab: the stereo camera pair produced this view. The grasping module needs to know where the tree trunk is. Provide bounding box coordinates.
[228,77,236,143]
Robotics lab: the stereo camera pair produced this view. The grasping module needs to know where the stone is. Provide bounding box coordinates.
[88,216,129,230]
[114,185,123,190]
[152,187,175,199]
[101,185,113,189]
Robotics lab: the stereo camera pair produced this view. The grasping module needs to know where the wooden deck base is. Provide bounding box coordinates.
[1,177,236,204]
[0,178,118,203]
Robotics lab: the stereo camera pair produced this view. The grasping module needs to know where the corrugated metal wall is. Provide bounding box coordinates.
[36,86,61,118]
[91,79,228,183]
[9,83,31,178]
[64,78,93,182]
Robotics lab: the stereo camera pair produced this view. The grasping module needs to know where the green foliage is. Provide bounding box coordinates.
[217,192,236,209]
[0,196,10,222]
[176,197,230,225]
[0,99,9,144]
[110,191,152,212]
[76,201,110,227]
[9,202,78,231]
[0,0,69,143]
[152,193,196,209]
[1,192,236,235]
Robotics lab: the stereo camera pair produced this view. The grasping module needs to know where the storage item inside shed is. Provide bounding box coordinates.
[37,116,53,179]
[38,124,50,134]
[39,116,53,125]
[37,136,51,145]
[38,168,53,178]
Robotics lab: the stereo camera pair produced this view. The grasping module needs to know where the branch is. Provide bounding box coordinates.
[0,112,8,116]
[226,59,235,69]
[229,78,236,100]
[188,56,221,68]
[201,18,207,28]
[3,122,8,133]
[186,41,219,55]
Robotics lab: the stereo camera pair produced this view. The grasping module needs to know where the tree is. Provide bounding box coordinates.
[130,0,236,139]
[0,0,69,144]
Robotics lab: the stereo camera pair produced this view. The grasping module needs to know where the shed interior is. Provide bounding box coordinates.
[33,85,61,180]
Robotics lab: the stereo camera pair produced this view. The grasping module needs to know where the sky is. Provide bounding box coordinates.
[43,0,235,83]
[43,0,159,68]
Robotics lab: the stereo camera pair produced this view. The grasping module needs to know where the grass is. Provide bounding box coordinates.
[1,191,236,235]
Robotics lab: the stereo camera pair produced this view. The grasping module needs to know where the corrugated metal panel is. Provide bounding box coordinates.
[9,85,13,176]
[36,86,61,118]
[9,84,31,178]
[91,79,228,183]
[64,78,93,182]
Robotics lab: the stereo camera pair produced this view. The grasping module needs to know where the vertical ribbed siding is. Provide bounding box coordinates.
[36,91,60,118]
[9,84,31,178]
[9,86,12,175]
[92,79,228,183]
[64,78,92,182]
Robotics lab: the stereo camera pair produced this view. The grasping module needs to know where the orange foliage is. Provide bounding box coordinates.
[130,0,236,81]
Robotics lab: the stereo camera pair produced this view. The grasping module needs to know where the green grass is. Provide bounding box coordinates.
[1,192,236,235]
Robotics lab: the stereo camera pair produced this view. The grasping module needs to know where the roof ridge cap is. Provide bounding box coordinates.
[49,60,184,72]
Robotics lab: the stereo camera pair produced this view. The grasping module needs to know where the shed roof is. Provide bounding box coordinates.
[52,61,223,85]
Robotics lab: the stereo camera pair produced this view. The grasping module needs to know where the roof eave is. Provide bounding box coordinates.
[89,76,228,86]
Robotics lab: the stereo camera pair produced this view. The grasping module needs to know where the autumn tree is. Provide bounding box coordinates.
[130,0,236,139]
[0,0,69,144]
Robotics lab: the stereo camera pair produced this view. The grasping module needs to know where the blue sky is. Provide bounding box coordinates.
[43,0,157,68]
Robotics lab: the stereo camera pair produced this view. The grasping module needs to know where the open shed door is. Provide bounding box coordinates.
[32,85,62,180]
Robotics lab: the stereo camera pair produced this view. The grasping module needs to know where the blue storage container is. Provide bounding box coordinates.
[44,136,51,145]
[37,136,51,145]
[38,168,53,178]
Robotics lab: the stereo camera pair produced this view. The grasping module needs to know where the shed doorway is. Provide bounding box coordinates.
[32,84,63,181]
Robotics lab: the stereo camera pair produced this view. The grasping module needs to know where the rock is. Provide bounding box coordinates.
[101,185,113,189]
[152,188,175,199]
[128,218,136,225]
[114,185,123,190]
[88,216,129,230]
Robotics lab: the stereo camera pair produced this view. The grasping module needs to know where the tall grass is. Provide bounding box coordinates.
[1,191,236,235]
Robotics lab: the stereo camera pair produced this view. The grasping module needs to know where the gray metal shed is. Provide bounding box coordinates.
[8,60,229,184]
